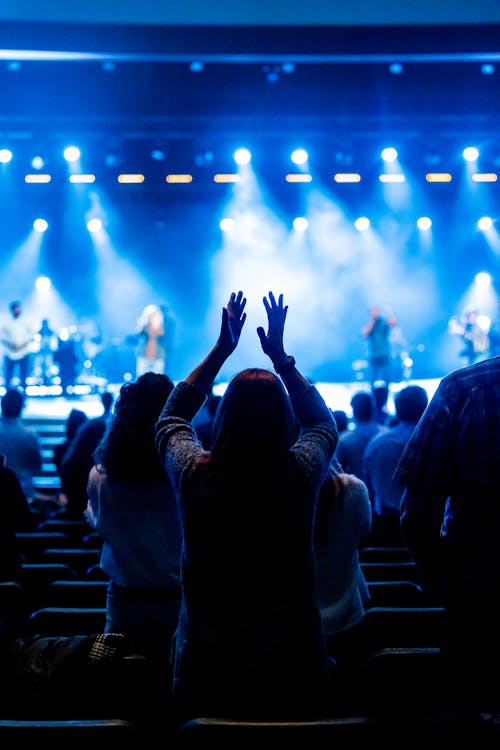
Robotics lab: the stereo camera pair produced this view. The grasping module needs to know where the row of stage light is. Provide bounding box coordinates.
[29,214,496,234]
[9,171,500,184]
[0,145,498,184]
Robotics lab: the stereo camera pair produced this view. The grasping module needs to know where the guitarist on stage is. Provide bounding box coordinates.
[0,300,36,389]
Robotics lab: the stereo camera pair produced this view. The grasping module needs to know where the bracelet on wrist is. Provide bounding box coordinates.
[274,355,296,374]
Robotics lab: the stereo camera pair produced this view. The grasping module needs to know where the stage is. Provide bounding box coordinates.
[19,377,444,422]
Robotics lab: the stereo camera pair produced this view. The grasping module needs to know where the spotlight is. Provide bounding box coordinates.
[262,65,280,83]
[475,271,492,288]
[381,147,398,162]
[234,148,251,165]
[293,217,308,231]
[63,146,80,163]
[33,218,48,233]
[151,148,166,161]
[389,62,403,75]
[87,218,102,233]
[417,217,432,230]
[291,149,308,165]
[478,216,493,231]
[481,63,495,75]
[220,218,235,232]
[355,217,370,231]
[0,148,13,163]
[194,151,214,167]
[35,276,51,291]
[104,152,122,168]
[190,61,204,72]
[463,146,479,162]
[31,156,45,170]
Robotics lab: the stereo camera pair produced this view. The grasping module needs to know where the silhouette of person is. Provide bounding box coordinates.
[361,306,397,386]
[0,301,36,389]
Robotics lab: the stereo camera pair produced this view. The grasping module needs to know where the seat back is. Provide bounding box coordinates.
[20,563,78,611]
[0,718,140,748]
[39,548,101,577]
[358,646,446,714]
[15,532,72,562]
[45,580,108,608]
[36,519,94,545]
[26,606,107,636]
[362,606,445,654]
[366,580,426,608]
[360,561,424,585]
[174,716,388,749]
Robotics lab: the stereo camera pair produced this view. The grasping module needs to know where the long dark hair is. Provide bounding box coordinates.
[209,368,297,469]
[93,372,174,483]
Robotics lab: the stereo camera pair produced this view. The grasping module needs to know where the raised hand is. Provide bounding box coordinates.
[257,291,288,362]
[219,291,247,355]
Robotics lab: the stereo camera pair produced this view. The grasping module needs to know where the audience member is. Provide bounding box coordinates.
[192,388,222,449]
[332,409,349,434]
[363,384,428,546]
[59,392,114,520]
[155,291,338,721]
[0,389,42,503]
[313,457,372,684]
[0,457,37,532]
[100,390,114,418]
[0,469,30,583]
[85,372,181,672]
[371,383,394,426]
[336,391,387,480]
[53,408,88,475]
[394,355,500,714]
[0,444,38,584]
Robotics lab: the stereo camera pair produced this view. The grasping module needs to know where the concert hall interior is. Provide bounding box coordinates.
[2,6,500,743]
[0,3,499,411]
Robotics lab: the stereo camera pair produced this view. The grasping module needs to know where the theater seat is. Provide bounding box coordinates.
[25,607,107,636]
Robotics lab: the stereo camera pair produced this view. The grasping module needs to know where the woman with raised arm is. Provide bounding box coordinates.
[155,291,338,721]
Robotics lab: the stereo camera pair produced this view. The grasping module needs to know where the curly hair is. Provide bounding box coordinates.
[93,372,174,484]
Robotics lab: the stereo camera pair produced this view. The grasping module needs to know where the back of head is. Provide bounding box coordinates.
[372,384,389,409]
[351,391,374,423]
[394,385,429,424]
[210,368,296,463]
[1,388,24,418]
[332,409,348,433]
[66,408,88,440]
[100,391,114,415]
[94,371,175,481]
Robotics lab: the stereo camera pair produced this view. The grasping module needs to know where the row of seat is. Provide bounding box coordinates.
[2,710,496,750]
[7,531,433,646]
[2,646,497,748]
[1,576,444,646]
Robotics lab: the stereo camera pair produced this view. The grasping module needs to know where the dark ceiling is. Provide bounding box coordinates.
[1,20,500,146]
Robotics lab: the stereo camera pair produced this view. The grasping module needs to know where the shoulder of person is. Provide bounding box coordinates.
[338,471,368,491]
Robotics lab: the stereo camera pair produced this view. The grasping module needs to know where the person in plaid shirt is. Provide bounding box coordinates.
[394,355,500,715]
